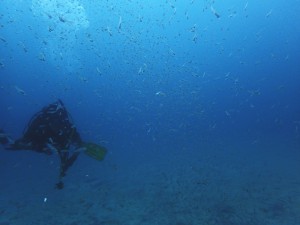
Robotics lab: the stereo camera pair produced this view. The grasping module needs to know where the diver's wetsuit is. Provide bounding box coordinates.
[2,100,83,189]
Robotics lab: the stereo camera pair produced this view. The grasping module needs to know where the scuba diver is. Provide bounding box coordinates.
[0,99,106,189]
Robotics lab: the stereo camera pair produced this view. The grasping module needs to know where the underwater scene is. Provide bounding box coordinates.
[0,0,300,224]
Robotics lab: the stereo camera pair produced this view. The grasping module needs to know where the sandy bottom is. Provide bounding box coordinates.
[1,142,300,225]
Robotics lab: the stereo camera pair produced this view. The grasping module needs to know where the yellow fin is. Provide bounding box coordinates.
[83,142,107,161]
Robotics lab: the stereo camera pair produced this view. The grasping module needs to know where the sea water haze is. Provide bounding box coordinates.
[0,0,300,224]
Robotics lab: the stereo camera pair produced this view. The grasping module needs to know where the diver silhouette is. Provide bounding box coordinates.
[0,99,106,189]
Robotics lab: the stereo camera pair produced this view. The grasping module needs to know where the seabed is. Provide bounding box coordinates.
[0,142,299,225]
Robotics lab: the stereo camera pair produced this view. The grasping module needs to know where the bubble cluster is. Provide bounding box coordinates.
[31,0,89,31]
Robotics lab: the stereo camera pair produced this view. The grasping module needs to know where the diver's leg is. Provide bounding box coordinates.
[56,151,80,189]
[66,152,80,170]
[60,152,80,177]
[55,151,68,189]
[58,151,69,178]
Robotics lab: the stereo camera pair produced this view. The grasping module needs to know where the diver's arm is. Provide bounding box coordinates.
[0,129,13,146]
[0,129,21,150]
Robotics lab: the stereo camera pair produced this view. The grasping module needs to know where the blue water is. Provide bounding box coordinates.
[1,0,300,224]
